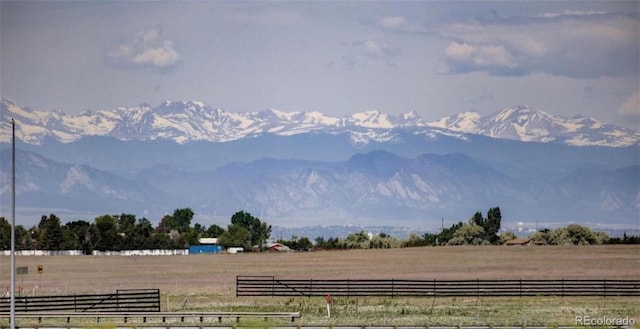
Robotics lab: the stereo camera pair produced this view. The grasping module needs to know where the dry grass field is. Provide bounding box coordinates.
[1,245,639,326]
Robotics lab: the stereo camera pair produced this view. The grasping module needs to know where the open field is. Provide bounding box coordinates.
[1,245,639,326]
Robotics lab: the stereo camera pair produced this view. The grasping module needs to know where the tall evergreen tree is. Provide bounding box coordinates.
[485,207,502,244]
[37,214,64,250]
[94,215,118,251]
[0,217,10,250]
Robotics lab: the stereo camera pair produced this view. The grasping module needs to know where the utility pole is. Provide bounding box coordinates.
[10,118,16,329]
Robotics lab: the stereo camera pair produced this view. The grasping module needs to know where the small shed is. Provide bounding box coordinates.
[189,245,223,254]
[199,238,218,244]
[505,238,531,246]
[228,247,244,254]
[189,237,222,254]
[268,243,291,252]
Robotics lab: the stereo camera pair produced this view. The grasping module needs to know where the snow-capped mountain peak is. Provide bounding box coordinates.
[427,111,481,132]
[427,106,640,147]
[348,110,396,128]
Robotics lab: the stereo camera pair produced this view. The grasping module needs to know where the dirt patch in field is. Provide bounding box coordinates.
[1,245,638,296]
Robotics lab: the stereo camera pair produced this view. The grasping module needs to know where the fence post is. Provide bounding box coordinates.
[392,279,395,298]
[433,278,436,297]
[519,279,522,297]
[156,289,161,311]
[347,279,350,299]
[561,278,564,298]
[309,279,313,299]
[603,279,606,298]
[477,279,480,299]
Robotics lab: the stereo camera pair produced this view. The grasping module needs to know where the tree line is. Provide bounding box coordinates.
[399,207,638,247]
[0,209,271,253]
[1,206,637,252]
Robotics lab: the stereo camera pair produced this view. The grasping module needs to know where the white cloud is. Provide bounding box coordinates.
[105,27,181,71]
[437,12,639,78]
[342,39,400,69]
[618,91,640,117]
[364,40,385,57]
[444,42,473,61]
[542,10,607,18]
[444,42,516,68]
[378,16,407,29]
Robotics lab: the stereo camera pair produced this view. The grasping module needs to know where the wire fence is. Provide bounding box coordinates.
[236,276,640,298]
[0,289,161,312]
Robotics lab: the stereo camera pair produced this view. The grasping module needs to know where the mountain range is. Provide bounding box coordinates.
[2,98,638,147]
[0,99,638,231]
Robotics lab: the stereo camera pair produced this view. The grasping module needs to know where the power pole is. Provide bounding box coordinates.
[10,118,16,329]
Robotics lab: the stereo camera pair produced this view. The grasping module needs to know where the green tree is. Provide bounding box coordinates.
[439,221,463,245]
[0,218,31,250]
[499,231,518,244]
[147,230,174,249]
[565,223,600,245]
[343,230,370,249]
[18,226,33,250]
[448,223,486,245]
[37,214,64,250]
[116,214,137,250]
[314,236,341,249]
[0,217,10,250]
[548,227,569,245]
[530,228,551,245]
[608,233,640,244]
[94,215,118,251]
[156,214,175,233]
[485,207,502,244]
[314,236,327,248]
[369,233,398,249]
[402,233,430,247]
[230,211,271,249]
[530,225,609,245]
[64,220,92,252]
[173,208,194,233]
[218,224,251,249]
[205,224,225,238]
[277,235,313,250]
[467,207,502,244]
[132,218,155,249]
[471,211,484,227]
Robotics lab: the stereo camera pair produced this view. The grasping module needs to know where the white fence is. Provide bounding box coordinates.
[0,249,189,256]
[93,249,189,256]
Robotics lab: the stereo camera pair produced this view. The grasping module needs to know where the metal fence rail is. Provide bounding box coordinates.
[0,311,301,324]
[0,289,160,312]
[236,277,640,298]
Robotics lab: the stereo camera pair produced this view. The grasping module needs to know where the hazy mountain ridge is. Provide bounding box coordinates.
[1,148,637,228]
[0,149,175,217]
[2,99,638,147]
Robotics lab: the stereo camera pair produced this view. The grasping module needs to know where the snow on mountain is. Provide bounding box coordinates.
[346,110,397,128]
[427,106,640,147]
[1,99,637,147]
[427,111,481,132]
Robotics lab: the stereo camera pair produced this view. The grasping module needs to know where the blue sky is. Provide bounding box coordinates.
[1,1,638,129]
